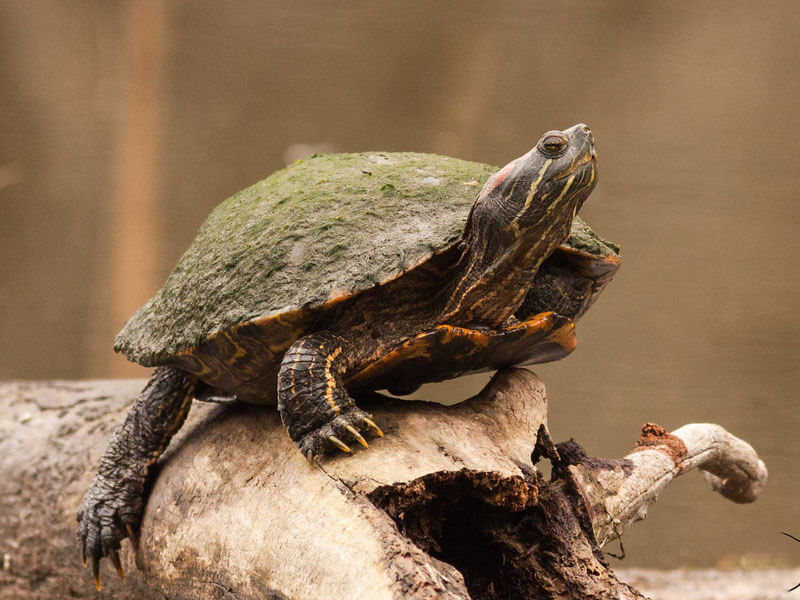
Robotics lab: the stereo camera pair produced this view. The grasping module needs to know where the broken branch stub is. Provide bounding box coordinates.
[571,421,769,548]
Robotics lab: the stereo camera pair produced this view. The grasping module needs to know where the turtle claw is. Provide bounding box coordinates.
[125,522,139,551]
[293,408,382,459]
[328,435,352,453]
[363,417,384,437]
[305,450,316,469]
[345,424,369,448]
[91,555,101,591]
[109,548,124,578]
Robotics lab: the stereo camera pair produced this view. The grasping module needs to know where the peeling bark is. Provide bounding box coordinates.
[0,371,767,599]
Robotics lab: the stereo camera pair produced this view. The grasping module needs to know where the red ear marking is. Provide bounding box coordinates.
[486,162,515,192]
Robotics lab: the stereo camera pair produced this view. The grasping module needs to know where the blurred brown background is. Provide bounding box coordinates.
[1,0,798,572]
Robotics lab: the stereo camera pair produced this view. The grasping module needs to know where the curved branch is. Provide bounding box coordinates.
[571,422,769,548]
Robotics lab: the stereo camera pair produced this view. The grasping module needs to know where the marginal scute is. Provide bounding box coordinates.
[565,217,620,255]
[347,312,577,393]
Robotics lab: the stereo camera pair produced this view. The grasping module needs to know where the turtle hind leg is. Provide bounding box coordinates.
[77,366,196,589]
[277,331,383,463]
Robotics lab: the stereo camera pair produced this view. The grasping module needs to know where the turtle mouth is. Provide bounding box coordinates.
[553,150,597,181]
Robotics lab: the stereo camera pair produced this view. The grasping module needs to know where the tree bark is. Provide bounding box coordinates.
[0,370,767,599]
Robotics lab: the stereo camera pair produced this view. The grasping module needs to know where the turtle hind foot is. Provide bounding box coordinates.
[296,407,383,460]
[77,481,141,589]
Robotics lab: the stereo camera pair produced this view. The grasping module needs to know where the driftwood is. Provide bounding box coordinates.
[0,370,767,599]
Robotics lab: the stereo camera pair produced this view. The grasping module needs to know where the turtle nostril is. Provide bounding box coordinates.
[582,125,591,135]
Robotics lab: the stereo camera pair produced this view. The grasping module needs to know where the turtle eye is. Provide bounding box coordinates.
[538,133,569,158]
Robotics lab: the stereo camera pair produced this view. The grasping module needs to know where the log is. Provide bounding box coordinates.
[1,379,145,600]
[0,370,768,599]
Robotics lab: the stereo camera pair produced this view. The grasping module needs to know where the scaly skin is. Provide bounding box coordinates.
[77,367,196,589]
[278,332,383,463]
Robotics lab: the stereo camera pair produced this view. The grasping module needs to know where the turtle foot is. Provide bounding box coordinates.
[77,477,142,589]
[297,407,383,462]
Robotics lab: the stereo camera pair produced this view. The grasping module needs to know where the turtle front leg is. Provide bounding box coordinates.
[278,332,383,463]
[77,366,196,589]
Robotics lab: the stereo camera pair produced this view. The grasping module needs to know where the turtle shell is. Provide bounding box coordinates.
[115,152,618,376]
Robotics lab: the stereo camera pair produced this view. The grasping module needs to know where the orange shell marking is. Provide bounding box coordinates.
[349,311,576,390]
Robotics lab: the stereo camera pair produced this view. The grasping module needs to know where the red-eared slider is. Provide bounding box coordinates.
[78,124,619,587]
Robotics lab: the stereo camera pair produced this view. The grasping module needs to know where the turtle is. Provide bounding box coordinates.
[77,123,620,588]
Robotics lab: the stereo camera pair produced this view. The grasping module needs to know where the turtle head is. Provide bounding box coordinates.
[445,124,598,325]
[469,123,597,239]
